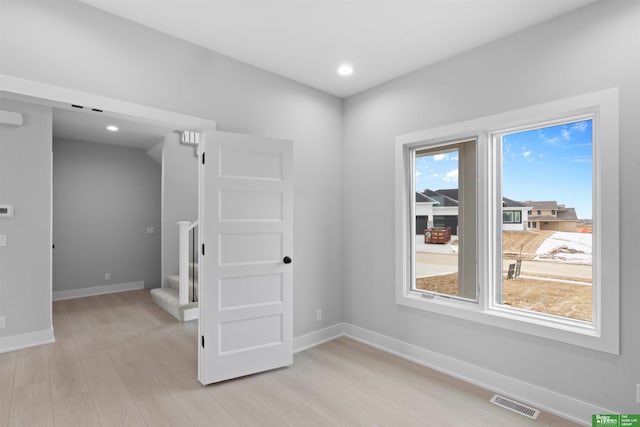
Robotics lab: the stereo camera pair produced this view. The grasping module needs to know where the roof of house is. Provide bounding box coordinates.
[435,188,459,201]
[557,207,578,221]
[503,197,530,208]
[415,192,436,203]
[432,189,530,209]
[527,201,559,210]
[416,190,579,221]
[529,208,577,221]
[527,215,560,221]
[422,189,458,206]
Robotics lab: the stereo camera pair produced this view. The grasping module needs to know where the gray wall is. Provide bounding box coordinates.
[52,139,161,292]
[161,133,197,287]
[343,0,639,414]
[0,99,52,339]
[0,0,344,337]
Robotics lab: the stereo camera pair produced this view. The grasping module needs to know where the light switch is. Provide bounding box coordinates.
[0,235,6,247]
[146,227,154,234]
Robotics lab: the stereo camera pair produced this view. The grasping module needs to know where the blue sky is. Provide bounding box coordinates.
[415,119,593,219]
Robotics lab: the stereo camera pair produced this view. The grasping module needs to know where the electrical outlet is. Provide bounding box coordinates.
[0,316,6,329]
[316,309,322,322]
[636,384,640,404]
[146,226,154,234]
[105,273,110,280]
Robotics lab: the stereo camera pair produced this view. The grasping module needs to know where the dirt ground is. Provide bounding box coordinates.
[501,230,555,259]
[415,274,592,322]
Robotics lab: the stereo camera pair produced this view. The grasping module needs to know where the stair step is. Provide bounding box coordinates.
[150,288,180,319]
[150,287,198,322]
[166,275,198,301]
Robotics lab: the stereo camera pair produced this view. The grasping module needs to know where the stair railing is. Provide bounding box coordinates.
[177,220,198,306]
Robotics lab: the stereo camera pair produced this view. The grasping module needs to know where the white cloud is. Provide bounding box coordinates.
[522,150,532,157]
[433,153,447,161]
[562,128,571,140]
[570,121,589,133]
[415,171,422,177]
[538,130,560,144]
[442,168,458,182]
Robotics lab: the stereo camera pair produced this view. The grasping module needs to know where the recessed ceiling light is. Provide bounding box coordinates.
[337,64,354,76]
[106,125,119,132]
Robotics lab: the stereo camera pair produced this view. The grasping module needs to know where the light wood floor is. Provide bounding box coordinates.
[1,290,579,426]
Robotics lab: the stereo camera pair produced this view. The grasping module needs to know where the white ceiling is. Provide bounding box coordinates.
[2,90,173,149]
[77,0,596,98]
[53,107,172,150]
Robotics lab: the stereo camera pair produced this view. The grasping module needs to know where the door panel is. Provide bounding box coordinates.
[199,130,293,385]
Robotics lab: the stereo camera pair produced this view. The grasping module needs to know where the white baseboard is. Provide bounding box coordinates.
[342,323,613,426]
[293,322,346,354]
[0,328,55,353]
[292,322,611,426]
[52,281,144,301]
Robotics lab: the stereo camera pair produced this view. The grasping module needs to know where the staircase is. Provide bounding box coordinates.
[151,219,199,322]
[151,262,198,321]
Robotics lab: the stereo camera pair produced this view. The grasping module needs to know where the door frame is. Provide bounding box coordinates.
[1,74,217,340]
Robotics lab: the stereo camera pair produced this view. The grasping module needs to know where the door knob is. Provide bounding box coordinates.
[283,256,292,264]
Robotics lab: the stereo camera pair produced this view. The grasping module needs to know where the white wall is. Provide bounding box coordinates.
[161,133,198,288]
[343,0,639,414]
[0,99,52,342]
[53,138,161,292]
[0,0,344,337]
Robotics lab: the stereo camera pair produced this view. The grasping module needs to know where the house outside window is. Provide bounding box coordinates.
[396,89,619,354]
[502,210,521,224]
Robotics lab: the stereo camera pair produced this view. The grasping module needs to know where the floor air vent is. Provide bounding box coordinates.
[489,394,540,419]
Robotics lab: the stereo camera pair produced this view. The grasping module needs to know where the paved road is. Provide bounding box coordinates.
[415,252,591,281]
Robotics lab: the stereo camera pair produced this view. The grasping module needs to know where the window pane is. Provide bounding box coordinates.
[413,141,476,301]
[500,119,592,321]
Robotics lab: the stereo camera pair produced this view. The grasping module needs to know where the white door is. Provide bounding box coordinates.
[198,130,293,385]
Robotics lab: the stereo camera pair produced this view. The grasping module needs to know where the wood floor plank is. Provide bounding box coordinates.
[76,349,135,418]
[47,336,89,403]
[0,351,17,427]
[13,344,49,389]
[293,352,426,427]
[265,367,381,426]
[52,392,100,427]
[206,380,283,427]
[233,373,305,419]
[97,405,147,427]
[115,358,194,427]
[8,381,54,427]
[4,290,580,427]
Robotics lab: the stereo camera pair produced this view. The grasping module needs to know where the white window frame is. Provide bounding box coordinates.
[395,88,619,354]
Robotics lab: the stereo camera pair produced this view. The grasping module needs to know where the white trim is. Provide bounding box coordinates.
[0,75,217,130]
[342,323,611,427]
[52,281,144,301]
[293,322,346,354]
[0,328,55,354]
[395,88,619,354]
[289,323,608,425]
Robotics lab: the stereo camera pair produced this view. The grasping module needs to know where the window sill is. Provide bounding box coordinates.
[397,291,616,354]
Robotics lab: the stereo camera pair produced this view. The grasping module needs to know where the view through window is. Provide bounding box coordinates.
[498,119,593,321]
[413,141,476,301]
